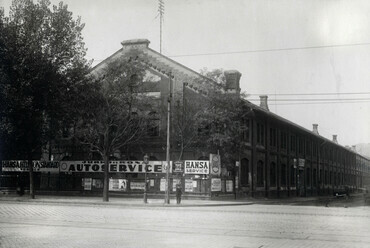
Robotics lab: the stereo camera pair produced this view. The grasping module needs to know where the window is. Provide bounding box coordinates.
[313,142,317,156]
[313,169,317,187]
[147,112,160,136]
[270,162,276,186]
[290,165,296,186]
[257,161,264,187]
[240,119,250,142]
[269,128,277,147]
[306,168,311,187]
[281,132,287,149]
[240,158,249,186]
[298,137,305,154]
[257,123,265,145]
[306,140,311,155]
[280,164,287,186]
[290,135,296,152]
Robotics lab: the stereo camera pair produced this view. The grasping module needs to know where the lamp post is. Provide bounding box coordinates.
[143,154,149,204]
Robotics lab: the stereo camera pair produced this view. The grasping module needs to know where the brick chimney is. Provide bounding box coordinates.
[121,39,150,48]
[312,124,319,135]
[332,135,338,143]
[259,95,269,111]
[224,70,241,94]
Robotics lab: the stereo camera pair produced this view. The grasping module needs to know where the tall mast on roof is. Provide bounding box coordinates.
[158,0,164,53]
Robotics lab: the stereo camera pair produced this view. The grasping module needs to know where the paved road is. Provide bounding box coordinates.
[0,201,369,248]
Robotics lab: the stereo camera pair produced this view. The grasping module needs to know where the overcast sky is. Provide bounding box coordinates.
[2,0,370,147]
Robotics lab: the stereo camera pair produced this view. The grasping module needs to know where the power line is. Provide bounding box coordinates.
[168,42,370,58]
[248,92,370,96]
[248,100,370,105]
[247,98,370,102]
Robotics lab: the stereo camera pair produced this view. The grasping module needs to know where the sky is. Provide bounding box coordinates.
[1,0,370,147]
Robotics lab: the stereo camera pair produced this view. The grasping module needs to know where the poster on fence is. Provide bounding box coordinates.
[185,179,193,192]
[211,178,221,192]
[226,180,233,192]
[109,179,127,191]
[84,178,92,190]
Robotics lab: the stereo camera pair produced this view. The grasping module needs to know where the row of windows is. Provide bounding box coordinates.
[240,159,362,188]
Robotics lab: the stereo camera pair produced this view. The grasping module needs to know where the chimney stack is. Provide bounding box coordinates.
[224,70,241,94]
[259,95,269,111]
[332,135,338,143]
[352,145,356,152]
[312,124,319,135]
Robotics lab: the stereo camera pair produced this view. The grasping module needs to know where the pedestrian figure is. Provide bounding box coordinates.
[176,183,182,204]
[16,175,24,196]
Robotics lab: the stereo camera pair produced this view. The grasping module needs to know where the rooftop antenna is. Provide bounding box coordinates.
[158,0,164,53]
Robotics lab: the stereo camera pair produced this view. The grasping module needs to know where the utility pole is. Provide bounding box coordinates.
[158,0,164,54]
[165,73,172,204]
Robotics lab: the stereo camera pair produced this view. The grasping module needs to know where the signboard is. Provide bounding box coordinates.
[235,176,239,189]
[185,179,193,192]
[130,181,145,190]
[109,179,127,191]
[211,178,221,192]
[184,160,209,175]
[226,180,233,192]
[59,161,171,173]
[172,161,184,173]
[160,179,166,191]
[2,160,59,173]
[83,178,92,190]
[172,178,181,191]
[210,154,221,176]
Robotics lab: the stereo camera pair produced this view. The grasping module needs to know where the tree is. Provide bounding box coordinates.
[76,58,153,202]
[197,68,252,173]
[172,87,207,160]
[0,0,90,198]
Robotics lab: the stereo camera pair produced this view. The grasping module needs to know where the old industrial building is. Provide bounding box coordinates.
[1,39,370,198]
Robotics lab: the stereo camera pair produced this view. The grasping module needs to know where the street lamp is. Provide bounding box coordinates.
[143,154,149,204]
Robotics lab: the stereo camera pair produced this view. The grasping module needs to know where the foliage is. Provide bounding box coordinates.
[0,0,90,197]
[76,58,154,201]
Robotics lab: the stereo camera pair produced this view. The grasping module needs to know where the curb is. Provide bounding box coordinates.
[0,197,254,208]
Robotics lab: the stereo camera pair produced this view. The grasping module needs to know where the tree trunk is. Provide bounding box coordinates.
[28,156,35,199]
[103,154,109,202]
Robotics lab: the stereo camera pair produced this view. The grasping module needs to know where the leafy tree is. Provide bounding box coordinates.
[197,68,252,173]
[0,0,90,198]
[76,58,153,202]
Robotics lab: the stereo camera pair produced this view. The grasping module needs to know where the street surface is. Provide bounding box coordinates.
[0,201,369,248]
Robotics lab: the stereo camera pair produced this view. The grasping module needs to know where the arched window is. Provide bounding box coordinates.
[240,158,249,186]
[147,112,160,136]
[257,160,264,187]
[270,162,276,186]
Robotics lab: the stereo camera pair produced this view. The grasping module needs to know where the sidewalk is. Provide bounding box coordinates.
[1,191,366,208]
[0,192,253,208]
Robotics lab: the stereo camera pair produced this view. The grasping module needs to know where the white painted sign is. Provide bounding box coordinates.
[2,160,59,173]
[59,161,171,173]
[184,160,209,174]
